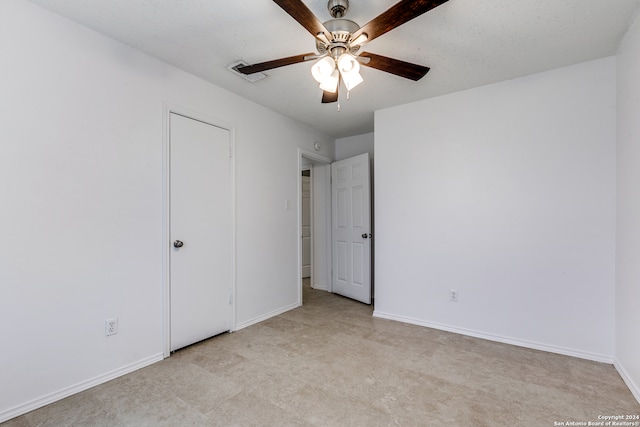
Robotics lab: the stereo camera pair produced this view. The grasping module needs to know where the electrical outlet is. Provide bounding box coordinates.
[105,318,118,336]
[449,290,458,302]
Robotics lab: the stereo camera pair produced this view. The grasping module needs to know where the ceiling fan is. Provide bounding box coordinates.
[236,0,449,104]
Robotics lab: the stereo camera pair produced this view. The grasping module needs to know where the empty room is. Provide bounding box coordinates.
[1,0,640,425]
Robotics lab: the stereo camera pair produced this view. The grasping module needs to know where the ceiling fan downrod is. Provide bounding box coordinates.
[328,0,349,18]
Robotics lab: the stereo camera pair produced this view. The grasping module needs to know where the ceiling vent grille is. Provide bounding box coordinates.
[227,60,267,83]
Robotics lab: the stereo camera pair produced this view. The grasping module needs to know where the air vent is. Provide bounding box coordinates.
[226,60,267,83]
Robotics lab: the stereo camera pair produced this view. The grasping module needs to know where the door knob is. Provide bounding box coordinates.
[173,240,184,248]
[362,233,371,239]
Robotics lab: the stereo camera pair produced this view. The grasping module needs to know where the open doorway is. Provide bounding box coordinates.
[297,149,331,305]
[297,148,374,306]
[301,168,312,280]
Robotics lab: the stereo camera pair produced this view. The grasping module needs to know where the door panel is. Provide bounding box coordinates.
[170,113,231,352]
[352,185,364,227]
[337,241,348,282]
[352,243,364,285]
[337,188,347,227]
[331,153,371,304]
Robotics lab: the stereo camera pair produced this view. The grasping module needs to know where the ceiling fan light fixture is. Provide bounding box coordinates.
[311,56,336,83]
[337,53,363,91]
[319,69,340,93]
[342,70,363,91]
[337,53,359,74]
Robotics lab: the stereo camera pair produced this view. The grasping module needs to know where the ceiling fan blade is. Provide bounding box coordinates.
[359,52,430,81]
[273,0,333,41]
[235,53,316,74]
[351,0,449,44]
[322,90,338,103]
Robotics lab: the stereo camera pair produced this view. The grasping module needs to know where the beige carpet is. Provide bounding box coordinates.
[4,280,639,426]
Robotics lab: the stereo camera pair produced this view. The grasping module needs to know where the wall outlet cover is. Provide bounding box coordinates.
[105,318,118,336]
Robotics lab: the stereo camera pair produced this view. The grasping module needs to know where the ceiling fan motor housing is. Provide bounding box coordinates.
[316,18,361,56]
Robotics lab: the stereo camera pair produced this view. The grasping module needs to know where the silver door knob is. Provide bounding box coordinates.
[173,240,184,248]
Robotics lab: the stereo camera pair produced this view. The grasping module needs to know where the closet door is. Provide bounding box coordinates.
[169,113,231,351]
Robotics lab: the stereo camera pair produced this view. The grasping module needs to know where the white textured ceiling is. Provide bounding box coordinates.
[27,0,640,138]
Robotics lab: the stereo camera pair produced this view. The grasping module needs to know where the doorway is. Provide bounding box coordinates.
[297,149,331,304]
[297,149,373,306]
[301,168,312,280]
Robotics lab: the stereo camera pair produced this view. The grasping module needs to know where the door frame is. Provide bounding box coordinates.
[162,104,237,358]
[297,148,332,305]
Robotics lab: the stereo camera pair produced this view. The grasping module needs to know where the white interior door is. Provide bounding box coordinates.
[331,153,371,304]
[170,113,231,352]
[301,172,312,279]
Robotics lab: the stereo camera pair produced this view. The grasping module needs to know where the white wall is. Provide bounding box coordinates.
[335,132,374,161]
[615,11,640,402]
[0,0,333,421]
[374,58,616,361]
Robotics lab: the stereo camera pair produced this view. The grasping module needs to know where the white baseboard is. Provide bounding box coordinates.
[0,353,164,424]
[311,282,330,292]
[234,302,300,331]
[614,359,640,404]
[372,310,613,364]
